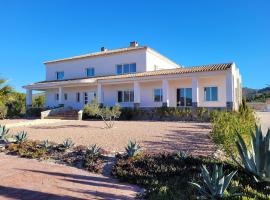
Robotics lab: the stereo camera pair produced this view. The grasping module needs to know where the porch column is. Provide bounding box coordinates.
[26,89,32,108]
[58,86,64,106]
[134,82,140,108]
[97,83,103,106]
[162,79,169,107]
[226,71,234,110]
[192,77,199,108]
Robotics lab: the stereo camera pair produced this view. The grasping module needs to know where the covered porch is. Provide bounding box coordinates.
[24,70,234,110]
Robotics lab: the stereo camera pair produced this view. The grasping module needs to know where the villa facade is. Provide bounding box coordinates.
[24,42,242,111]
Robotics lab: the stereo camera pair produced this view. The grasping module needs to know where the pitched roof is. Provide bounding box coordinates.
[31,63,232,86]
[44,46,148,64]
[98,62,232,80]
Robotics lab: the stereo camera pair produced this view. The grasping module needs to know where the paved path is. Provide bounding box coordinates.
[0,153,141,200]
[256,111,270,133]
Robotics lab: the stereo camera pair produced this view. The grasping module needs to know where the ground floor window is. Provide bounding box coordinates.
[76,92,80,102]
[64,93,68,100]
[154,88,163,102]
[204,87,218,101]
[118,90,134,102]
[84,92,88,104]
[55,93,59,101]
[177,88,192,106]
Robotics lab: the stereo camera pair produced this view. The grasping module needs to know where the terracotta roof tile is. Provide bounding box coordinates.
[31,63,232,86]
[44,46,148,64]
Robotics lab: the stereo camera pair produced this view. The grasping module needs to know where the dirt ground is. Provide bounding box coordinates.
[0,153,140,200]
[7,120,214,156]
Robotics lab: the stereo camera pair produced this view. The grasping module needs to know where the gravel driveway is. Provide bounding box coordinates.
[7,120,214,156]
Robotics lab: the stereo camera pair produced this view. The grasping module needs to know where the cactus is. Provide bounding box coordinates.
[0,125,10,142]
[86,144,101,158]
[235,125,270,182]
[15,131,28,144]
[190,164,238,199]
[125,141,141,157]
[62,138,74,150]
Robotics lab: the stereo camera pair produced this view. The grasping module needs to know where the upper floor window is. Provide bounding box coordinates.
[56,71,64,80]
[117,90,134,102]
[204,87,218,101]
[86,68,95,77]
[154,89,163,102]
[116,63,136,75]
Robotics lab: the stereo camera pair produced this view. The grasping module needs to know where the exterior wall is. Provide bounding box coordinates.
[140,81,163,107]
[45,86,96,109]
[146,49,179,71]
[103,83,134,107]
[198,75,227,108]
[45,50,147,81]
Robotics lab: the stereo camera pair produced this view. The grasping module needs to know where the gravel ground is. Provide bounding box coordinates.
[0,153,140,200]
[9,120,214,156]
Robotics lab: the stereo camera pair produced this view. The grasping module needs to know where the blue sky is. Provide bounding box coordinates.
[0,0,269,92]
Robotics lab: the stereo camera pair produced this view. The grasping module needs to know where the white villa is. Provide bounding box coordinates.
[24,42,242,111]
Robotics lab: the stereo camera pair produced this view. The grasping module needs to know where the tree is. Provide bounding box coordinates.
[83,98,121,128]
[33,95,45,107]
[0,79,13,119]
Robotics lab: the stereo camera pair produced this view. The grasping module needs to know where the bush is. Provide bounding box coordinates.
[119,107,213,122]
[112,153,270,199]
[26,107,45,117]
[83,98,121,128]
[210,102,256,157]
[0,101,7,119]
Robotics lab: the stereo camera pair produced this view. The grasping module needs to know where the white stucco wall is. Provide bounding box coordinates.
[45,49,147,81]
[45,85,96,109]
[198,75,227,108]
[146,49,180,71]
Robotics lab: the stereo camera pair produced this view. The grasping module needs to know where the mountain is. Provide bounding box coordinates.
[243,86,270,102]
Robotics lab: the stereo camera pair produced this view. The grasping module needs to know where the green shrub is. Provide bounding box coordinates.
[26,107,45,117]
[235,126,270,183]
[210,103,256,157]
[83,144,103,173]
[190,164,239,199]
[15,131,28,144]
[83,98,121,128]
[0,101,7,119]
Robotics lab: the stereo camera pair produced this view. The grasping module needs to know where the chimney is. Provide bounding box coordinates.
[101,47,108,52]
[130,41,138,47]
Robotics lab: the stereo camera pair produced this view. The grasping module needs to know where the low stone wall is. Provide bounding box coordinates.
[247,102,267,111]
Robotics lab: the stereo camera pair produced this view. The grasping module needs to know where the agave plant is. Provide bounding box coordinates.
[42,139,51,149]
[15,131,28,144]
[125,141,141,157]
[62,138,74,150]
[0,125,10,142]
[235,125,270,182]
[86,144,101,158]
[190,164,238,199]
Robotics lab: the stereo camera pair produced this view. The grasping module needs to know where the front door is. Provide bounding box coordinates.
[84,91,96,105]
[176,88,192,107]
